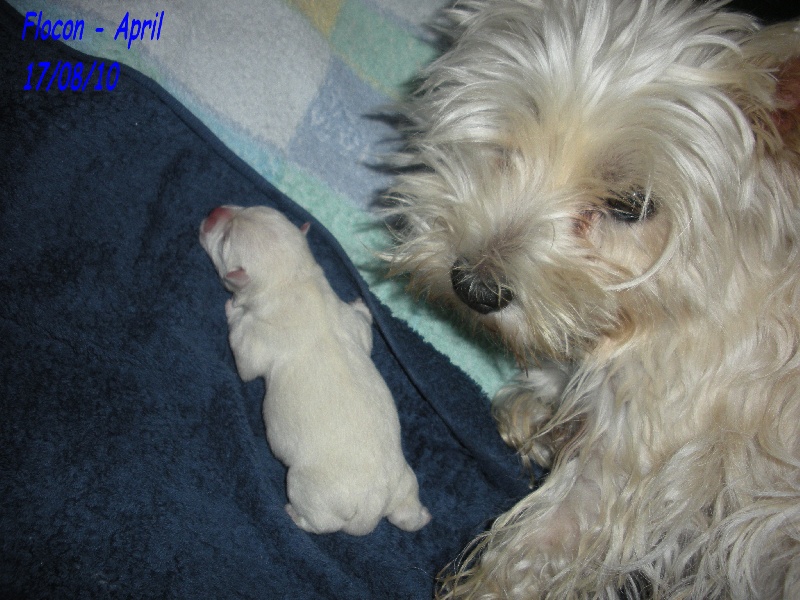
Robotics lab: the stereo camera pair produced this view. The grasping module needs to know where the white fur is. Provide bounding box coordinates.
[200,205,430,536]
[385,0,800,597]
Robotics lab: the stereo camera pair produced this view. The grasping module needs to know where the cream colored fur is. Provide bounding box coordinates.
[200,205,430,536]
[384,0,800,597]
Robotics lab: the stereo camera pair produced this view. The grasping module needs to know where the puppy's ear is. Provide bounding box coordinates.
[299,222,311,235]
[223,267,250,291]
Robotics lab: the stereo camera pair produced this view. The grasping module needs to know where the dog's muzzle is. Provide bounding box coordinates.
[450,258,514,314]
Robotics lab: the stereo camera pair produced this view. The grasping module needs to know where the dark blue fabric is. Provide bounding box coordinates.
[0,3,529,598]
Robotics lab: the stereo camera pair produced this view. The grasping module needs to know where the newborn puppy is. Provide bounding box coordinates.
[199,205,430,536]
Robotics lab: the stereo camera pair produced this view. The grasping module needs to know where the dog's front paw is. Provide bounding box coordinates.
[492,364,574,470]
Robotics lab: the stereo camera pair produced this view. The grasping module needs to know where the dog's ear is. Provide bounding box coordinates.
[223,267,250,291]
[299,222,311,235]
[772,56,800,141]
[732,22,800,153]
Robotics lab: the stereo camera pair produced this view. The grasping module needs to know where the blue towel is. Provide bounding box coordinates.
[0,5,529,598]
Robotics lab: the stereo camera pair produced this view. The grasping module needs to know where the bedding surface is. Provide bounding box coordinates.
[0,4,530,597]
[5,1,795,597]
[7,0,518,398]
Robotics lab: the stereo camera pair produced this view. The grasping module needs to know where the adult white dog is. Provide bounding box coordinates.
[200,205,430,536]
[384,0,800,597]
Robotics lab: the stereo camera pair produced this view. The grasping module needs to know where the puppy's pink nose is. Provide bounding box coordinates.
[202,206,233,234]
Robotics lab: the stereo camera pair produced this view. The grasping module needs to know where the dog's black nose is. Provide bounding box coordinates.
[450,258,514,314]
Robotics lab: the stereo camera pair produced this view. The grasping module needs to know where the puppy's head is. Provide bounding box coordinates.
[385,0,800,363]
[199,205,312,296]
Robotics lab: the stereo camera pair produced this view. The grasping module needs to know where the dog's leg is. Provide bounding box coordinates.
[492,362,574,470]
[439,451,620,599]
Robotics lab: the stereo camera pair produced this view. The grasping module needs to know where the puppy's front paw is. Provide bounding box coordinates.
[350,297,373,324]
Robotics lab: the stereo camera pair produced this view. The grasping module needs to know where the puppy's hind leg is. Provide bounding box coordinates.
[386,497,432,532]
[386,467,431,532]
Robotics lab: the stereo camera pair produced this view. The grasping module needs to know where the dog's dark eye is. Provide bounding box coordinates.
[605,188,657,222]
